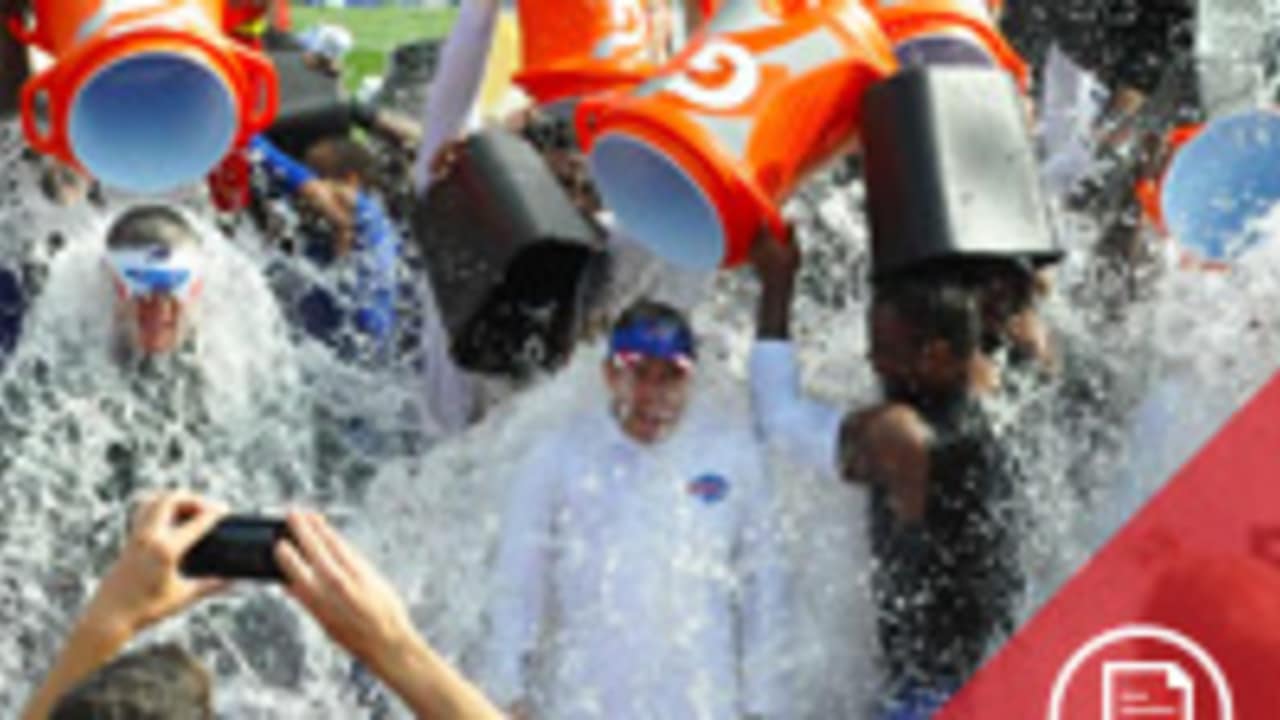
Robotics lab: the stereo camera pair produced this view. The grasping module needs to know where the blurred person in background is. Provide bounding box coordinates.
[249,133,403,365]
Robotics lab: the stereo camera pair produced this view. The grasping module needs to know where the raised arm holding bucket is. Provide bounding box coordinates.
[576,0,1058,276]
[576,0,900,270]
[9,0,279,194]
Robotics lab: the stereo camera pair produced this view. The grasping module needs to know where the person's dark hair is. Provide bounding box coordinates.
[877,258,1038,354]
[873,275,982,360]
[304,136,377,186]
[611,299,697,359]
[106,206,200,252]
[50,644,212,720]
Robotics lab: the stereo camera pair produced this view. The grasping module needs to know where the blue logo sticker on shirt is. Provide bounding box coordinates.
[688,474,730,505]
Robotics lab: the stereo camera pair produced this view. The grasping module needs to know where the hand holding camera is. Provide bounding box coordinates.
[87,491,231,637]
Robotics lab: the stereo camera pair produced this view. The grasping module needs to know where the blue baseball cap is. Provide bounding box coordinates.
[608,315,696,368]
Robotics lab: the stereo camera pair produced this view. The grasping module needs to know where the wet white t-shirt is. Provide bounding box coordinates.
[481,397,787,719]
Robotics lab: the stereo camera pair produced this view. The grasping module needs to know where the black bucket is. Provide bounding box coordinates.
[411,128,607,379]
[265,49,351,158]
[862,67,1061,281]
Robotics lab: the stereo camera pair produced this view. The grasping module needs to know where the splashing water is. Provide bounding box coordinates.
[4,51,1280,716]
[0,119,434,715]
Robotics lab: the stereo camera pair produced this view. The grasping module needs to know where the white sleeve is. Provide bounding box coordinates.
[481,441,560,706]
[417,274,476,438]
[737,441,791,717]
[748,340,845,479]
[413,0,501,194]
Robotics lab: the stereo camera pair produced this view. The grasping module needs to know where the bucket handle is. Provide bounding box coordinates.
[19,68,68,160]
[230,44,280,136]
[4,12,43,49]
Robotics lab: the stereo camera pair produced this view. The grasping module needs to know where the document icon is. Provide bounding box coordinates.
[1103,662,1194,720]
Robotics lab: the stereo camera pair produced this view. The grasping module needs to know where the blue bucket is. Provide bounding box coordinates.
[1161,110,1280,262]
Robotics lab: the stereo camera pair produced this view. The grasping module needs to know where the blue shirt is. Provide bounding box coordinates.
[250,135,400,363]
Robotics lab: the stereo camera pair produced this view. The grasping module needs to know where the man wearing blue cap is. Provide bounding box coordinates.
[481,299,787,720]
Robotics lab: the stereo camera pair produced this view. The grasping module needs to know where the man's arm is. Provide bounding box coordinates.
[22,492,229,720]
[839,403,933,522]
[413,0,502,194]
[750,225,798,341]
[747,228,847,478]
[348,194,400,347]
[352,99,423,151]
[247,134,354,236]
[276,511,502,720]
[478,443,560,714]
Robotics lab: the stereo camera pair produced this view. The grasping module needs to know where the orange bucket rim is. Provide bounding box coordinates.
[589,112,784,268]
[592,125,732,260]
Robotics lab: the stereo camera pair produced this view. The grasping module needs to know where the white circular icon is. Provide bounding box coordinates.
[1048,624,1233,720]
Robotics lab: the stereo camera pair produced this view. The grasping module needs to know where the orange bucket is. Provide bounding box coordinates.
[576,0,898,269]
[224,1,271,34]
[513,0,663,105]
[864,0,1028,88]
[11,0,278,193]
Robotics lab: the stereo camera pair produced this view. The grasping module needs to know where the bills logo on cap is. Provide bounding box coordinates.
[688,474,729,505]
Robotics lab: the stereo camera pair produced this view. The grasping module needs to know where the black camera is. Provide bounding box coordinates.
[180,516,291,582]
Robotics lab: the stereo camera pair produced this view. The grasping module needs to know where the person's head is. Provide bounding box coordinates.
[299,23,354,77]
[304,136,376,191]
[50,644,212,720]
[869,275,984,403]
[104,205,205,356]
[949,258,1049,362]
[603,300,697,444]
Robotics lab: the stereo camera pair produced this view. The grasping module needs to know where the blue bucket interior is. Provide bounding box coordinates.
[589,133,727,271]
[70,51,237,194]
[1161,110,1280,262]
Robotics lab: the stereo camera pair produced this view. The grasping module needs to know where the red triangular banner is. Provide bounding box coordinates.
[938,372,1280,719]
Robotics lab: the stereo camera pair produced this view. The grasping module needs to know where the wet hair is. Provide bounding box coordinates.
[304,136,377,186]
[611,299,697,359]
[873,275,982,360]
[106,206,201,253]
[50,644,213,720]
[877,258,1038,354]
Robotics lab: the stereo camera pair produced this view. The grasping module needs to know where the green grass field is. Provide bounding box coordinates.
[291,7,458,91]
